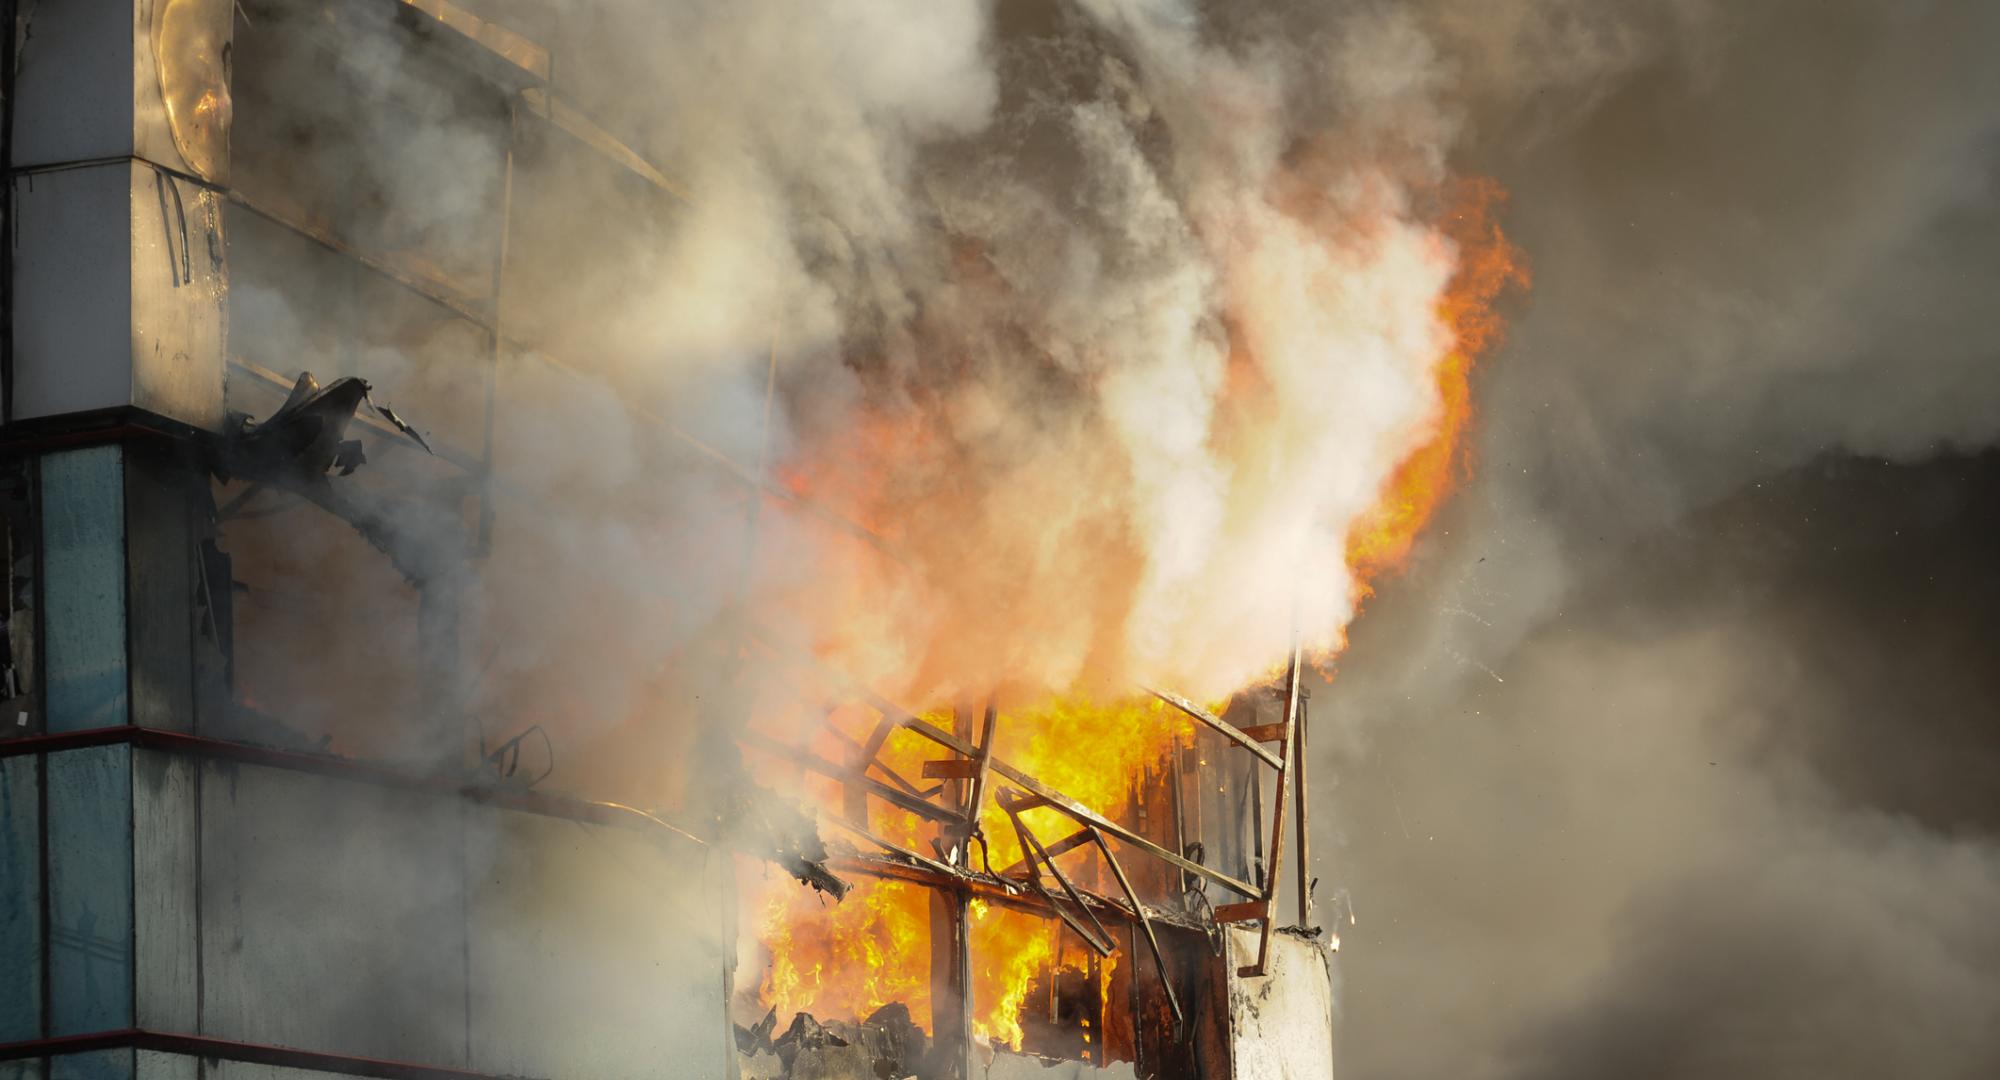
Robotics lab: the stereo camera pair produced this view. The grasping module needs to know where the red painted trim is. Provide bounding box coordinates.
[0,1028,549,1080]
[0,414,187,455]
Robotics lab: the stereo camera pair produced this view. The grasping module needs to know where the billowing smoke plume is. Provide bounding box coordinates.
[222,0,2000,1073]
[1314,2,2000,1078]
[504,0,1498,706]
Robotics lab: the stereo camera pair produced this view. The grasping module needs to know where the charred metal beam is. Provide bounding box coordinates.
[823,724,937,800]
[1239,646,1302,978]
[997,827,1093,879]
[756,643,1265,896]
[824,814,960,879]
[1236,722,1287,744]
[941,696,1000,869]
[737,729,963,825]
[824,853,1209,934]
[521,88,694,203]
[1090,826,1183,1032]
[1209,901,1268,924]
[1170,736,1190,899]
[1294,690,1314,928]
[964,698,999,828]
[1001,790,1115,956]
[396,0,551,81]
[1145,685,1283,770]
[984,750,1262,899]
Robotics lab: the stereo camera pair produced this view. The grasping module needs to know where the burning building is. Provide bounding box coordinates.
[0,2,1518,1079]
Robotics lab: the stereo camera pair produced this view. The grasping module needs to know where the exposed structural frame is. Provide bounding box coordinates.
[738,634,1320,1050]
[397,0,1320,1040]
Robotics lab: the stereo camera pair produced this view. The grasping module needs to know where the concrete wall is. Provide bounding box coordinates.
[1223,928,1335,1080]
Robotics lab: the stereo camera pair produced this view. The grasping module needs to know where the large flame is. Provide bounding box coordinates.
[1345,179,1529,596]
[746,175,1524,1052]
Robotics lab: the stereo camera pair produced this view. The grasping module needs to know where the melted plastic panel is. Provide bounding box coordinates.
[151,0,235,182]
[41,448,129,733]
[124,449,199,735]
[46,746,136,1036]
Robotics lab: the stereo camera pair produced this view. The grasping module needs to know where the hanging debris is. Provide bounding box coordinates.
[217,371,432,487]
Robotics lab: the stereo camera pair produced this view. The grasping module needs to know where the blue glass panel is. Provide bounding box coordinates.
[47,745,133,1034]
[0,755,42,1041]
[50,1050,132,1080]
[41,447,128,732]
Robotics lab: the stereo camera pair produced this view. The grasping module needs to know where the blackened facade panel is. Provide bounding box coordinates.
[125,449,199,735]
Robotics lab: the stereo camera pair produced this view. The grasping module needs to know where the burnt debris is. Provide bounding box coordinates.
[217,370,432,487]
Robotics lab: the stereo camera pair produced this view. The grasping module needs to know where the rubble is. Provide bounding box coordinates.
[863,1003,929,1077]
[740,1007,1145,1080]
[750,1008,930,1080]
[772,1012,869,1080]
[984,1054,1136,1080]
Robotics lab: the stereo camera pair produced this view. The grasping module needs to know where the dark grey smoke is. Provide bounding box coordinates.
[1315,2,2000,1077]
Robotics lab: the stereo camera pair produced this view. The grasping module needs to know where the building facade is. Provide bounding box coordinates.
[0,4,1333,1078]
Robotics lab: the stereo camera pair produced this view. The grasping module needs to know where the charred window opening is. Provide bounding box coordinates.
[0,458,36,736]
[730,674,1316,1080]
[204,0,516,768]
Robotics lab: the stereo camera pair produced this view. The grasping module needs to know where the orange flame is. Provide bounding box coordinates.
[749,175,1524,1056]
[1344,179,1529,596]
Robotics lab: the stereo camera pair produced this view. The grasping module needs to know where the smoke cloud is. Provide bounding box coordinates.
[1314,2,2000,1077]
[216,0,2000,1073]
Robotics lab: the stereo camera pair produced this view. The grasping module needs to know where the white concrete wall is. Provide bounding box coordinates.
[1224,928,1336,1080]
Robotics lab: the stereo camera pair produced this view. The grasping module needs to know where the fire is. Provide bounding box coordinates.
[757,873,934,1031]
[746,175,1524,1055]
[750,699,1192,1050]
[969,902,1056,1049]
[1344,179,1529,596]
[976,697,1191,873]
